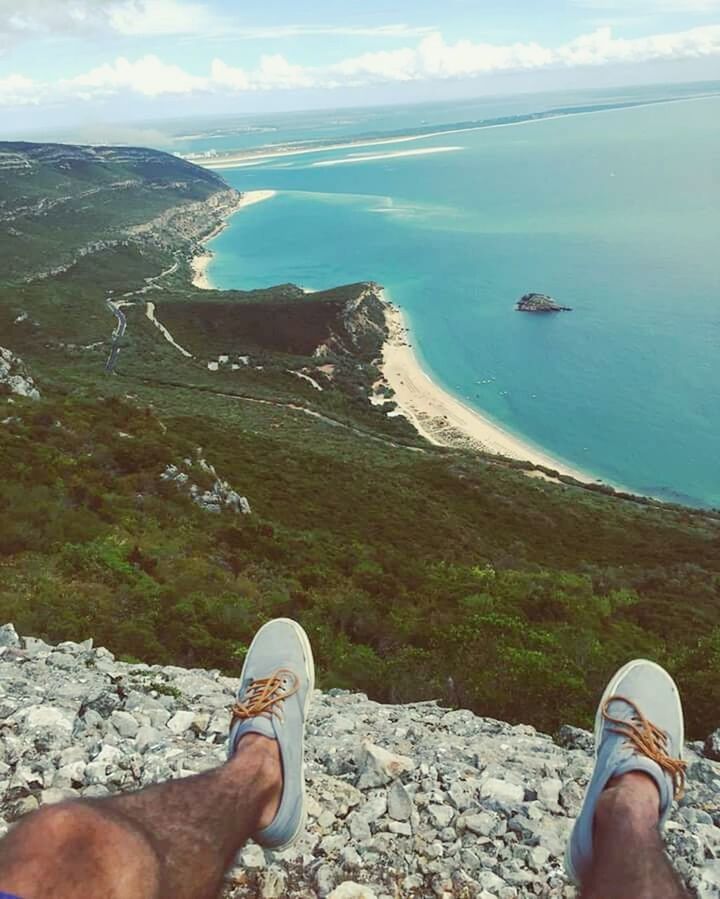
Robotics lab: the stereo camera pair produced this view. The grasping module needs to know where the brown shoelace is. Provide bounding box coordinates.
[602,695,687,800]
[230,668,299,727]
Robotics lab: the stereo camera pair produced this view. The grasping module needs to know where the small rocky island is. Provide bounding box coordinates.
[516,293,572,313]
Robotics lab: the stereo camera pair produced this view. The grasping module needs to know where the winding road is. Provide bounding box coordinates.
[104,297,126,373]
[104,260,179,373]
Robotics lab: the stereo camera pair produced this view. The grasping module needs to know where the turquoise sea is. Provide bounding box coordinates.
[200,90,720,508]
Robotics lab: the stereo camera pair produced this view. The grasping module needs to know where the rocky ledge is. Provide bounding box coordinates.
[0,347,40,400]
[516,294,572,313]
[1,625,719,898]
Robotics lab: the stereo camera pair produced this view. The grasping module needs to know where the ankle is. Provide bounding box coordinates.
[227,734,283,830]
[595,772,661,834]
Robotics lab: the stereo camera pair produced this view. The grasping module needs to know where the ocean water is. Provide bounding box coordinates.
[204,92,720,508]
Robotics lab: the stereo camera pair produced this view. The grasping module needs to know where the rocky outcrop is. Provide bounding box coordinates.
[161,451,251,515]
[22,188,242,283]
[129,187,242,249]
[516,294,572,313]
[1,627,719,898]
[23,238,128,283]
[317,284,388,362]
[0,347,40,400]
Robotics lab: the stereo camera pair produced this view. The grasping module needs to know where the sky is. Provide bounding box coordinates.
[2,0,720,135]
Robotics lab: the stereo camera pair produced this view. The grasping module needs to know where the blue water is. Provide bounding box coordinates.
[205,93,720,508]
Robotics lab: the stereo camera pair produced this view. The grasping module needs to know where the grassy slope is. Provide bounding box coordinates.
[1,141,719,737]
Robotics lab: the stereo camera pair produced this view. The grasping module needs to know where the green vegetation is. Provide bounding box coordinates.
[1,141,719,738]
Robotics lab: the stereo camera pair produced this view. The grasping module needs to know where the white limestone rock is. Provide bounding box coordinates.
[0,624,20,648]
[0,626,718,899]
[167,711,195,735]
[356,740,415,789]
[0,348,40,400]
[328,883,378,899]
[160,452,251,515]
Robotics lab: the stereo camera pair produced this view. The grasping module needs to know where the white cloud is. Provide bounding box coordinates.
[252,54,316,89]
[327,25,720,85]
[108,0,215,35]
[556,23,720,65]
[331,33,557,85]
[2,23,720,108]
[0,2,434,47]
[66,55,207,98]
[211,55,315,90]
[0,0,215,46]
[0,73,40,106]
[330,47,419,84]
[210,59,250,91]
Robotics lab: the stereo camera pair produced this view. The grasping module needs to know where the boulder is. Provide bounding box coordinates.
[356,740,414,789]
[0,624,20,648]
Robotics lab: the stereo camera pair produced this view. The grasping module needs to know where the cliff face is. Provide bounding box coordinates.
[1,626,719,899]
[127,187,242,248]
[320,283,388,361]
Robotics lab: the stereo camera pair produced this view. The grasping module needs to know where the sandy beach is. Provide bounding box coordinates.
[380,300,597,484]
[191,190,277,289]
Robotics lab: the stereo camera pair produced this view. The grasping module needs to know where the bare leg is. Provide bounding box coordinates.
[581,772,691,899]
[0,735,281,899]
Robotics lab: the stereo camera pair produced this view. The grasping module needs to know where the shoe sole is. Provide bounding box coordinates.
[565,658,684,883]
[240,617,315,852]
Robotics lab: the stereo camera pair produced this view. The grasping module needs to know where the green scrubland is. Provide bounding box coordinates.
[1,141,718,737]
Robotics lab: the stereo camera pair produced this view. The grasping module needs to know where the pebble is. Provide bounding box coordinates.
[387,780,413,821]
[1,625,718,898]
[166,711,195,735]
[239,844,265,869]
[328,883,377,899]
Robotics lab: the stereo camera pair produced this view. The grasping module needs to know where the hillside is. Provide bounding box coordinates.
[0,141,228,282]
[2,627,719,898]
[0,140,720,741]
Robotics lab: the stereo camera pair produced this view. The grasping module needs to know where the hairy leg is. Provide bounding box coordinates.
[581,772,691,899]
[0,735,281,899]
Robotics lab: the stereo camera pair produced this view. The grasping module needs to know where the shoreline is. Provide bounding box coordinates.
[191,189,277,289]
[379,297,601,486]
[189,92,720,172]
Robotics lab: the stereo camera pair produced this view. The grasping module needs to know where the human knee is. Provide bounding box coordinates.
[14,800,156,866]
[0,803,108,887]
[1,801,161,899]
[13,801,102,851]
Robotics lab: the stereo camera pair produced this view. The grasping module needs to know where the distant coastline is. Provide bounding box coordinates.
[191,189,277,289]
[379,296,601,486]
[189,90,720,172]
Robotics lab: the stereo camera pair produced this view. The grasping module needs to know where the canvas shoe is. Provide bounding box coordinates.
[565,659,686,883]
[228,618,315,850]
